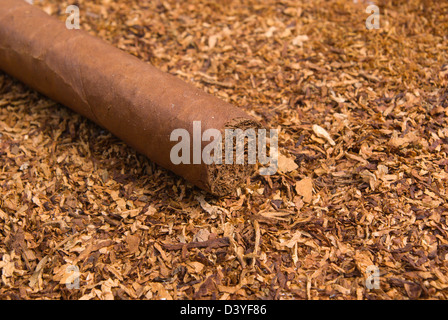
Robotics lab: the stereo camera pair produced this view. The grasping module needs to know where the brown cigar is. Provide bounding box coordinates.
[0,0,261,196]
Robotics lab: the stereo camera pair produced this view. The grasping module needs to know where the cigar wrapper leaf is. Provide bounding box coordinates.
[0,0,261,196]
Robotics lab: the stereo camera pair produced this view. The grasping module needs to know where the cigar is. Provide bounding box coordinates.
[0,0,261,196]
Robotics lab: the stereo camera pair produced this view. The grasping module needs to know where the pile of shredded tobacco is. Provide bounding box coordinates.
[0,0,447,299]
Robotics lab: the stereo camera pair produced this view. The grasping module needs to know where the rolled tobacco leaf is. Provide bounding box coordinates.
[0,0,261,196]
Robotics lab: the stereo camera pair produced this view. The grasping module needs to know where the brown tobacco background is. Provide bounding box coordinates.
[0,0,447,299]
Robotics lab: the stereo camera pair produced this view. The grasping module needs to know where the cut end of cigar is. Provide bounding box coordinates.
[205,118,262,197]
